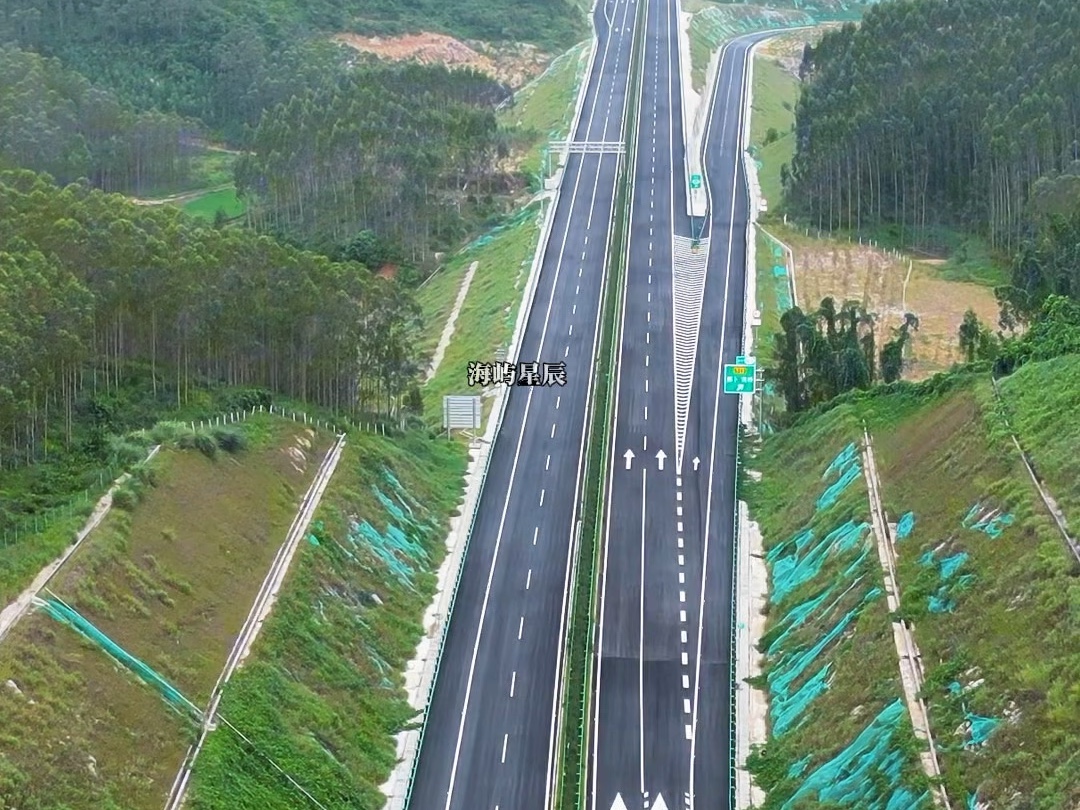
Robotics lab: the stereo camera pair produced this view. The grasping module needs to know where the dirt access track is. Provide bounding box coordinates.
[332,31,550,88]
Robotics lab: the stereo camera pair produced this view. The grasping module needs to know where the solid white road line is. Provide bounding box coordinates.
[639,466,647,796]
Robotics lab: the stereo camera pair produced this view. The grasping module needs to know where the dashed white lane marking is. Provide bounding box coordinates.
[679,590,686,603]
[644,406,648,421]
[645,379,649,393]
[677,537,684,549]
[569,324,573,337]
[526,569,532,590]
[502,733,509,763]
[564,345,569,358]
[646,333,650,344]
[585,236,589,245]
[681,630,688,644]
[573,303,577,314]
[546,454,551,470]
[646,355,650,367]
[676,477,682,487]
[681,651,689,665]
[540,489,545,506]
[581,250,587,260]
[649,241,653,251]
[677,521,683,532]
[650,227,653,237]
[576,284,580,295]
[518,616,525,640]
[677,506,683,516]
[647,311,651,322]
[678,554,684,566]
[579,267,583,277]
[556,395,561,409]
[533,527,539,546]
[685,725,692,740]
[648,292,651,303]
[682,674,690,688]
[683,698,691,714]
[511,671,517,697]
[679,572,685,584]
[677,492,682,501]
[680,609,687,623]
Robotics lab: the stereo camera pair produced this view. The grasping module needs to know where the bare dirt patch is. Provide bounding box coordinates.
[332,32,549,88]
[757,25,840,78]
[779,228,1000,380]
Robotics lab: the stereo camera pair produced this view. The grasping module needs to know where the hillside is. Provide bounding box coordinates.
[744,361,1080,808]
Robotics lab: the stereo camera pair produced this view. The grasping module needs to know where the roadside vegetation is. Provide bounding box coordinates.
[0,416,330,808]
[188,429,467,809]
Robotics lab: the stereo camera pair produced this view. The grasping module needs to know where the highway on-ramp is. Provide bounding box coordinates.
[407,1,641,808]
[589,18,768,810]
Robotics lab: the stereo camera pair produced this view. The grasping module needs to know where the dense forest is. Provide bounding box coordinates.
[237,64,511,260]
[0,46,202,195]
[788,0,1080,255]
[0,170,424,469]
[0,0,582,141]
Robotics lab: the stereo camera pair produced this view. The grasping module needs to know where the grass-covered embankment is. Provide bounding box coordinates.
[747,361,1080,807]
[187,429,467,809]
[0,416,329,809]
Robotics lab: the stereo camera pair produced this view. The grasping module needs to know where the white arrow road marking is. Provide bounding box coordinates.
[624,449,635,470]
[692,457,700,471]
[653,793,670,810]
[656,449,667,471]
[610,794,629,810]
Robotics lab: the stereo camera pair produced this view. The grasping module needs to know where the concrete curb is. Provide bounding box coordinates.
[379,7,602,806]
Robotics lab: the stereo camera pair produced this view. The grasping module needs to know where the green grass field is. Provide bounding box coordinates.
[750,56,799,213]
[138,149,237,200]
[181,187,246,221]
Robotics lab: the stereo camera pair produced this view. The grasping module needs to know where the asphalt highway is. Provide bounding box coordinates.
[589,21,766,810]
[407,2,641,808]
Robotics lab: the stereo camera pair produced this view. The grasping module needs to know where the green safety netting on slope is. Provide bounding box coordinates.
[37,594,201,720]
[962,502,1014,538]
[781,699,931,810]
[761,445,929,805]
[895,511,915,539]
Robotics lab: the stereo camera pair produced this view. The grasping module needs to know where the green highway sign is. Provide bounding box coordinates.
[690,173,702,189]
[736,355,747,364]
[724,363,756,395]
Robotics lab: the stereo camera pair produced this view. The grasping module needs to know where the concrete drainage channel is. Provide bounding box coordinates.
[379,4,604,807]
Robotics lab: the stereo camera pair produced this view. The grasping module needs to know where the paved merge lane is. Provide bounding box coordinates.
[407,2,640,809]
[685,34,769,809]
[591,19,770,810]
